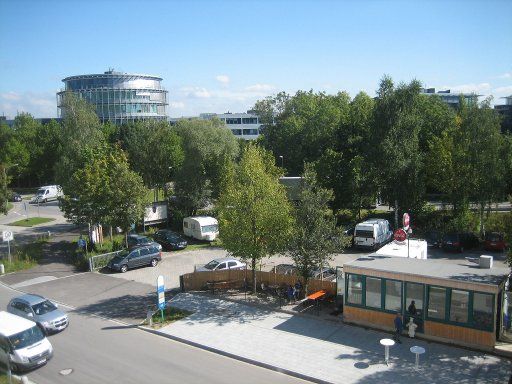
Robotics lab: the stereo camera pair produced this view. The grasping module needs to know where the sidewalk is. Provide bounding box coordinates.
[155,292,510,384]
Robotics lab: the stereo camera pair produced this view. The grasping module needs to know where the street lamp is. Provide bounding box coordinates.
[279,155,284,168]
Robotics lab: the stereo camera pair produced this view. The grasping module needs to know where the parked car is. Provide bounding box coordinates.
[107,245,161,273]
[30,185,63,204]
[8,192,22,202]
[484,232,507,252]
[127,234,162,251]
[311,266,337,281]
[153,229,188,251]
[196,257,246,272]
[425,230,442,248]
[274,264,297,276]
[7,294,68,335]
[442,232,480,253]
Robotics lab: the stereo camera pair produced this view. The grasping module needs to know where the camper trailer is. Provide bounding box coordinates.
[354,219,392,250]
[183,216,219,241]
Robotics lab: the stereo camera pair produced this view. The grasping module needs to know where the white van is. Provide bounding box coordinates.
[31,185,63,204]
[354,219,393,250]
[0,311,53,372]
[183,216,219,241]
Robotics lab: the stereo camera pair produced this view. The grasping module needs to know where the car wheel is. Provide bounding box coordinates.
[151,258,158,267]
[120,264,128,273]
[43,198,47,203]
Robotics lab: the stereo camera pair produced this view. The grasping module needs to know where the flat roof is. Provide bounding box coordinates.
[344,256,510,286]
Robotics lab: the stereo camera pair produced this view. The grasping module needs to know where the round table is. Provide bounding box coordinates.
[380,338,395,365]
[410,346,426,369]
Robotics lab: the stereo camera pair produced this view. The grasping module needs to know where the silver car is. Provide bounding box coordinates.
[7,294,68,334]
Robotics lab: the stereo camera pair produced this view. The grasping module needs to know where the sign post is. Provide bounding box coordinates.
[157,275,165,322]
[2,230,13,263]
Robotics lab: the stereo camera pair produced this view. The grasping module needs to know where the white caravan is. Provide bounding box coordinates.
[31,185,63,203]
[183,216,219,241]
[375,239,428,259]
[354,219,393,250]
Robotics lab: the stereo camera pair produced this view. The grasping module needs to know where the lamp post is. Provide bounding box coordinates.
[279,155,284,168]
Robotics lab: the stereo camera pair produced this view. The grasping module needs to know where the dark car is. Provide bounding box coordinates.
[9,192,22,202]
[425,230,442,248]
[484,232,507,252]
[107,245,161,273]
[127,234,162,251]
[153,229,188,251]
[442,232,479,253]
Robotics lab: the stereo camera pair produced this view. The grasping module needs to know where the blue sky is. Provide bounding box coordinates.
[1,0,511,118]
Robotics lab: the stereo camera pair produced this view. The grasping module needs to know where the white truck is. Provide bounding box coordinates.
[31,185,63,204]
[183,216,219,241]
[354,219,393,250]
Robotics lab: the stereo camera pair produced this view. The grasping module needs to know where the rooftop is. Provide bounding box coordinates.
[344,255,510,286]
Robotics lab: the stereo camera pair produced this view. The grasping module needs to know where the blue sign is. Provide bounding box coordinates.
[157,275,165,310]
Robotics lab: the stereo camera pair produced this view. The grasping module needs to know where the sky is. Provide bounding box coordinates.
[0,0,511,119]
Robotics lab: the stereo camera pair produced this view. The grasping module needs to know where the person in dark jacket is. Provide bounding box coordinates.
[408,300,417,316]
[394,312,403,343]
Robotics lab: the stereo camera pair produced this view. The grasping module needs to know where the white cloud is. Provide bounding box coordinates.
[245,84,275,92]
[0,91,57,119]
[498,72,511,79]
[215,75,230,85]
[181,87,211,99]
[493,86,512,98]
[441,83,492,94]
[169,101,185,109]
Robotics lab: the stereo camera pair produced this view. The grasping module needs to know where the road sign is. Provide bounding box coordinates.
[157,275,165,310]
[2,231,13,242]
[403,213,410,230]
[394,228,407,242]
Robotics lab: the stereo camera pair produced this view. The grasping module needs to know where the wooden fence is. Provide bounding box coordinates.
[181,269,336,296]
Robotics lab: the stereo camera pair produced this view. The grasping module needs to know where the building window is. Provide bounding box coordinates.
[231,129,242,136]
[406,282,424,316]
[365,277,381,309]
[428,286,446,320]
[450,290,469,323]
[347,274,362,305]
[473,293,493,330]
[385,280,402,312]
[243,129,259,135]
[226,118,241,124]
[242,117,258,124]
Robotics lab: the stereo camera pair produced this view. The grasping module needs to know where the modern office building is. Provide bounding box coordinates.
[420,87,480,108]
[57,70,168,125]
[170,111,262,140]
[494,95,512,133]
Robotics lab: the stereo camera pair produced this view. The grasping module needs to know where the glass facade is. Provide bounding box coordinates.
[57,71,168,125]
[365,277,381,308]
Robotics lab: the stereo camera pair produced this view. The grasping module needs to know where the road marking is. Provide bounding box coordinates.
[11,275,58,288]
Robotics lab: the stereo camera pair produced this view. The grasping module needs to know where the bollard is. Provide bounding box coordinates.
[0,264,4,274]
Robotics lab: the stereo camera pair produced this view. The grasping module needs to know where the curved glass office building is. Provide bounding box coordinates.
[57,70,168,125]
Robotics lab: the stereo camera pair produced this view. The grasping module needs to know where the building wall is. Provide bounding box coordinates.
[57,70,168,125]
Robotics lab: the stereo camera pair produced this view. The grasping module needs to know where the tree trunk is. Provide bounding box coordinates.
[479,202,485,236]
[394,199,399,229]
[252,258,257,294]
[109,226,113,242]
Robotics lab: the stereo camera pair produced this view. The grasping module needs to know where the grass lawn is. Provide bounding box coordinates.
[145,307,192,329]
[8,217,55,227]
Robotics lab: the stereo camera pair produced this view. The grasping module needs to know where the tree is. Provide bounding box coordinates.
[0,164,9,215]
[120,120,184,198]
[55,92,105,191]
[217,144,294,293]
[173,118,238,215]
[288,165,347,295]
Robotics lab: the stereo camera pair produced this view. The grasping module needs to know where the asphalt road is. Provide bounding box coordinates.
[0,284,307,384]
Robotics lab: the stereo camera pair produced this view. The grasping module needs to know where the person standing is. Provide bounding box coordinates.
[394,312,403,343]
[408,300,417,316]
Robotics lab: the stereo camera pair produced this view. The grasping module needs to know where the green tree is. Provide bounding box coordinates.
[0,164,9,214]
[173,118,238,215]
[288,165,347,295]
[120,120,184,199]
[217,144,294,293]
[56,92,105,191]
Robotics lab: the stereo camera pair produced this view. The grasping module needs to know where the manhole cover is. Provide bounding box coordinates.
[354,362,369,369]
[59,368,73,376]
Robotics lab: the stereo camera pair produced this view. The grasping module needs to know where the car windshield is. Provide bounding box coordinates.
[32,300,57,315]
[35,189,45,196]
[203,260,220,270]
[111,251,129,263]
[9,325,45,350]
[201,224,218,233]
[486,233,502,241]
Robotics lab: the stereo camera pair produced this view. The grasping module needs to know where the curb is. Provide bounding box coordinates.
[139,325,332,384]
